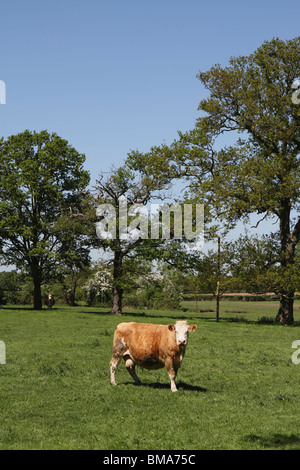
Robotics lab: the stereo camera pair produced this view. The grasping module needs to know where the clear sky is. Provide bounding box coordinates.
[1,0,299,185]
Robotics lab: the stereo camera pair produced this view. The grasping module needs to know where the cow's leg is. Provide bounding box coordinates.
[124,356,141,385]
[110,355,122,386]
[165,360,178,392]
[110,337,127,386]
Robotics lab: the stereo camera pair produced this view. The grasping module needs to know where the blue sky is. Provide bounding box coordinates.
[0,0,299,247]
[1,0,299,183]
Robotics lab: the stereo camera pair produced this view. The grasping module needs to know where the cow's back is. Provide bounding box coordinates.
[113,322,175,369]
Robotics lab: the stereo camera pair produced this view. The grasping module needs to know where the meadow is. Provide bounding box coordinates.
[1,300,300,450]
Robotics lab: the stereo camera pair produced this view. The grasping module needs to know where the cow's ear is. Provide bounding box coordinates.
[168,324,175,331]
[188,324,197,332]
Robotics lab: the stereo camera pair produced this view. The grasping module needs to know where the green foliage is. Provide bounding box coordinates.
[133,37,300,323]
[222,233,300,294]
[94,157,179,314]
[82,263,113,306]
[0,130,90,309]
[0,271,32,305]
[125,265,183,310]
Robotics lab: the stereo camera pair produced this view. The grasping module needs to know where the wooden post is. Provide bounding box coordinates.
[216,280,220,322]
[216,235,220,322]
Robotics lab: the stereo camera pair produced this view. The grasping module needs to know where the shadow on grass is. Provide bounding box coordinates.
[123,380,207,392]
[80,309,300,326]
[4,305,300,327]
[80,309,202,322]
[244,432,300,449]
[0,306,39,311]
[222,316,300,327]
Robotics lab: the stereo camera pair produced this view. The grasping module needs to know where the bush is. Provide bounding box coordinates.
[131,271,182,310]
[0,271,32,305]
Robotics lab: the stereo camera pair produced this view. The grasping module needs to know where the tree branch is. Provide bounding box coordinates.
[292,217,300,244]
[251,212,269,229]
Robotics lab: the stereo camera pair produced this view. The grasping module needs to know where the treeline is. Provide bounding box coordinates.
[1,232,299,309]
[1,37,300,323]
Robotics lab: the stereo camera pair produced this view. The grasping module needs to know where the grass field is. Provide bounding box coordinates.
[1,300,300,450]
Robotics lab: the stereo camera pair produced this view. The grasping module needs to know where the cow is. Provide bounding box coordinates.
[44,294,55,310]
[110,321,197,392]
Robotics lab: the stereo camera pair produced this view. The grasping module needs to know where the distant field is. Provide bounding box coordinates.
[181,298,300,323]
[1,302,300,450]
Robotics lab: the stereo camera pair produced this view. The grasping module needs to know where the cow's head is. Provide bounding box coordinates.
[168,321,197,346]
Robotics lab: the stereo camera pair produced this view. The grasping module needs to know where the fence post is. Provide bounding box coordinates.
[216,235,220,322]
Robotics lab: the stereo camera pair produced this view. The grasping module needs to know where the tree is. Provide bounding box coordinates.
[223,233,300,297]
[0,130,90,309]
[197,37,300,324]
[131,263,183,310]
[141,37,300,324]
[94,161,170,315]
[222,233,279,293]
[0,270,29,305]
[54,203,96,306]
[82,262,113,306]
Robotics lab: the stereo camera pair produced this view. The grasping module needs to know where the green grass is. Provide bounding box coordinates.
[1,301,300,449]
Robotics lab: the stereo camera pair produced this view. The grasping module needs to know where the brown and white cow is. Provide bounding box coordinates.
[110,321,197,392]
[45,294,55,310]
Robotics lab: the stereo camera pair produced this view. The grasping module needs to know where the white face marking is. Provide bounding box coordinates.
[174,321,189,346]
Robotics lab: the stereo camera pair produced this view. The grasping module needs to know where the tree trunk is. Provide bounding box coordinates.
[67,283,77,306]
[111,285,123,315]
[276,292,294,325]
[32,264,42,310]
[276,201,295,325]
[110,249,123,315]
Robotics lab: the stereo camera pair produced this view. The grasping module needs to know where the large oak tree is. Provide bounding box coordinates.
[136,37,300,324]
[0,130,90,309]
[196,37,300,324]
